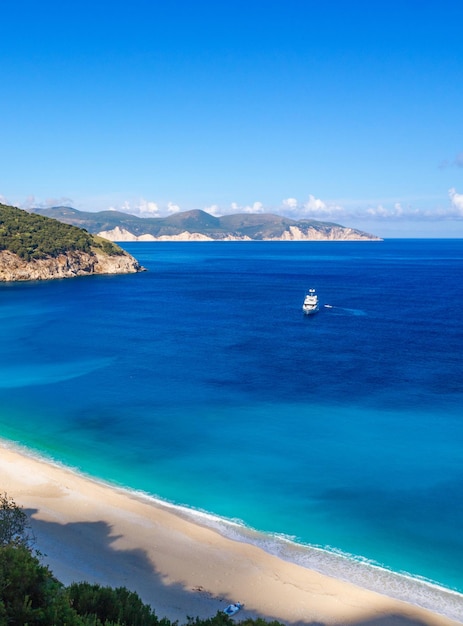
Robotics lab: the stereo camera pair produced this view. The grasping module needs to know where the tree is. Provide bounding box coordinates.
[67,582,165,626]
[0,492,34,548]
[0,203,124,260]
[0,543,83,625]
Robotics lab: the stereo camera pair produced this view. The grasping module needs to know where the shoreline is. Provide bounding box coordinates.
[1,439,462,626]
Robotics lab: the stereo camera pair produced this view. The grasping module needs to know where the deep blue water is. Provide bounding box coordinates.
[1,240,463,617]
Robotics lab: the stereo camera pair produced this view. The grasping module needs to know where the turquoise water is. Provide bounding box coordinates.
[1,240,463,619]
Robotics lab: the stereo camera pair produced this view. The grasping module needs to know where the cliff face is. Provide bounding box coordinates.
[97,227,253,242]
[0,249,144,282]
[97,225,376,242]
[0,202,145,282]
[273,225,376,241]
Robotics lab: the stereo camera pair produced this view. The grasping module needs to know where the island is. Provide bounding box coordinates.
[31,206,382,241]
[0,203,144,282]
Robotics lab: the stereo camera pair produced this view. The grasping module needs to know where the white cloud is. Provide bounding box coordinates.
[243,201,264,214]
[19,195,38,209]
[365,203,411,218]
[113,199,160,216]
[137,199,160,216]
[449,188,463,216]
[229,201,265,214]
[167,202,181,214]
[282,197,298,210]
[203,204,221,217]
[4,187,462,224]
[104,199,161,216]
[18,195,74,209]
[362,189,463,220]
[281,195,345,219]
[107,201,134,214]
[304,195,328,213]
[366,204,388,217]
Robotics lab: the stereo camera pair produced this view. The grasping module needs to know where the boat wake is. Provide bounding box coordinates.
[324,305,367,316]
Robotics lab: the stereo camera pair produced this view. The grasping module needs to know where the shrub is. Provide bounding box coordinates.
[0,492,34,548]
[0,204,123,260]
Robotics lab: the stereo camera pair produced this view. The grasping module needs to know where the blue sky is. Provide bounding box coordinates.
[1,1,462,237]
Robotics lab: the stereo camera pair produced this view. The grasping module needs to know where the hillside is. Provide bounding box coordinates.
[0,203,144,281]
[31,206,382,241]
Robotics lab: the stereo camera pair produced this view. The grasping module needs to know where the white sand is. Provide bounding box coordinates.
[1,441,461,626]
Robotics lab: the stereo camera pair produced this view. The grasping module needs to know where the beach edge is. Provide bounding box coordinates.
[1,439,461,626]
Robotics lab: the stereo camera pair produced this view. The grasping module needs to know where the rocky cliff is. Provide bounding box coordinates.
[97,227,252,242]
[97,225,375,242]
[0,203,144,282]
[0,248,143,282]
[274,225,376,241]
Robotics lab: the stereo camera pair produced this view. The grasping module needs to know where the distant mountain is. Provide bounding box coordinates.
[0,203,144,282]
[30,207,381,241]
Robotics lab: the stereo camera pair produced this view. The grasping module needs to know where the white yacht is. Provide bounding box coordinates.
[302,288,319,315]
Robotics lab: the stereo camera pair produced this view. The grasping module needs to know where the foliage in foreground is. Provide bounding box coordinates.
[0,494,286,626]
[0,492,34,548]
[0,544,82,625]
[0,203,124,261]
[67,582,166,626]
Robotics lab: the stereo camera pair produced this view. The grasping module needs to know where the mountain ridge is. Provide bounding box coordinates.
[30,207,382,242]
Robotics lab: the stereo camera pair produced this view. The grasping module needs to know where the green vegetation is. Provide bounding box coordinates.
[0,203,124,261]
[0,495,285,626]
[0,544,83,625]
[67,583,167,626]
[0,492,34,548]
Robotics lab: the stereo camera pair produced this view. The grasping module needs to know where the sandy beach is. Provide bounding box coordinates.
[1,441,461,626]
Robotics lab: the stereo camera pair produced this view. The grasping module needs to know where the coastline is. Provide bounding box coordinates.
[1,439,462,626]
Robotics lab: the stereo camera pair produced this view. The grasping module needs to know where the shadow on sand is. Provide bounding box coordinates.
[26,509,454,626]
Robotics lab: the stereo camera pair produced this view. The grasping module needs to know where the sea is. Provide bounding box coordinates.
[1,239,463,621]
